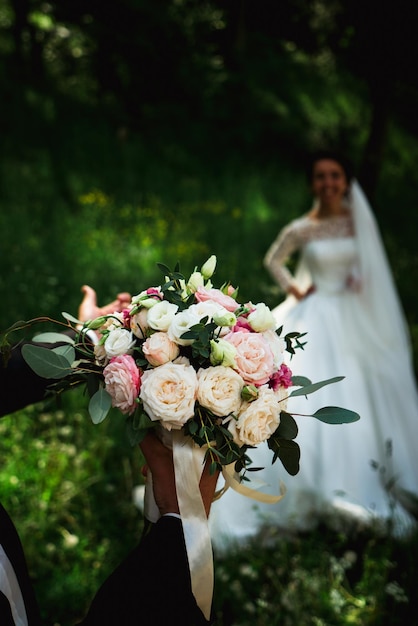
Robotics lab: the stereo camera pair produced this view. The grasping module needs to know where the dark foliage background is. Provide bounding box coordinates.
[1,1,417,624]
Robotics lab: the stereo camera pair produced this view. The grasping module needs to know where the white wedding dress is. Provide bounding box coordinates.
[209,182,418,550]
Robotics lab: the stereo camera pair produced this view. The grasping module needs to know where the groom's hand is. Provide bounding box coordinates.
[139,432,220,518]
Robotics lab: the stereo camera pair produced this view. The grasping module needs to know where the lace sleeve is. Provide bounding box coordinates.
[263,222,301,292]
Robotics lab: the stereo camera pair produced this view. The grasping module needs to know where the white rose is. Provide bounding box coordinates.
[104,328,136,358]
[139,362,198,430]
[262,329,286,369]
[143,331,180,366]
[197,366,243,417]
[188,300,222,322]
[167,309,200,346]
[231,387,280,446]
[247,303,277,332]
[147,300,179,332]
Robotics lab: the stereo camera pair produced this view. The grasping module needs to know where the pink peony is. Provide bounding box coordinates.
[103,354,141,415]
[224,330,275,386]
[269,363,293,391]
[194,287,238,312]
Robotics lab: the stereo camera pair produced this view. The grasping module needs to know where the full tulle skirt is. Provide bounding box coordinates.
[209,289,418,550]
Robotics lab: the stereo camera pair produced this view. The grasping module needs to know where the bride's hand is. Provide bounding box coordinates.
[288,284,315,300]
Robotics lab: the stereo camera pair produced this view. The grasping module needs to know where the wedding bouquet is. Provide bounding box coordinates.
[16,254,359,480]
[1,254,360,621]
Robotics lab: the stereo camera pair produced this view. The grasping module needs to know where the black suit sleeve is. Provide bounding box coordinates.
[0,333,80,418]
[77,516,210,626]
[0,341,58,418]
[0,504,42,626]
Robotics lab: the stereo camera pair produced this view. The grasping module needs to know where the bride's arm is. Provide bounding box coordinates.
[263,222,306,300]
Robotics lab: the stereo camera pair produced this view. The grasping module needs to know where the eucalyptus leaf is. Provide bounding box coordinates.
[291,375,312,387]
[289,376,345,397]
[22,344,74,379]
[311,406,361,424]
[33,332,75,345]
[53,345,76,364]
[88,387,112,424]
[274,411,299,439]
[272,439,300,475]
[62,312,81,324]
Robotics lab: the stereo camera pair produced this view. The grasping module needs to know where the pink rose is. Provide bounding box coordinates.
[224,330,275,386]
[143,331,180,366]
[194,287,238,312]
[103,354,141,415]
[270,363,293,391]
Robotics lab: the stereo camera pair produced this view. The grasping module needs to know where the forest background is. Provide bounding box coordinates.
[1,1,417,625]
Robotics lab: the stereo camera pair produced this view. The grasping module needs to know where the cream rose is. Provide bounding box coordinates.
[224,330,275,385]
[147,300,179,332]
[143,332,180,367]
[230,387,280,446]
[139,362,198,430]
[104,328,136,358]
[103,354,141,415]
[196,366,244,417]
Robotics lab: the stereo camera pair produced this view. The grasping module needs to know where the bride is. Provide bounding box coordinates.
[209,150,418,549]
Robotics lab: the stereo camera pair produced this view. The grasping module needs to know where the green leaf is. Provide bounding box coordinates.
[311,406,361,424]
[22,344,74,379]
[53,344,76,364]
[88,387,112,424]
[269,438,300,475]
[62,312,81,324]
[289,376,345,397]
[274,411,299,439]
[291,375,312,387]
[33,332,75,345]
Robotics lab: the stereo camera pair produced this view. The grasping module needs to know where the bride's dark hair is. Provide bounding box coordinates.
[306,150,355,184]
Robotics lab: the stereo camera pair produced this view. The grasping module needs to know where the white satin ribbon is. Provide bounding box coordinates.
[172,430,213,621]
[0,544,29,626]
[221,462,287,503]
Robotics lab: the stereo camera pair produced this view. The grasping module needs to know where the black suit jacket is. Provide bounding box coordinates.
[78,516,208,625]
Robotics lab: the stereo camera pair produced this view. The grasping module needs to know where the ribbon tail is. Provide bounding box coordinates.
[172,430,213,621]
[222,462,287,503]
